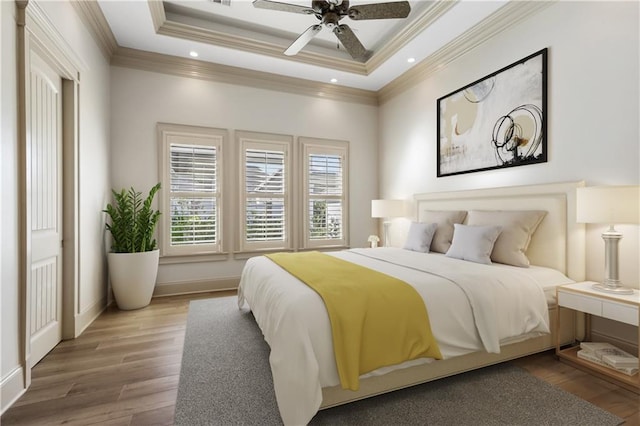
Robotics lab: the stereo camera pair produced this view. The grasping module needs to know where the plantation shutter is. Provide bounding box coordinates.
[300,138,348,249]
[169,144,218,247]
[308,153,343,240]
[244,148,286,243]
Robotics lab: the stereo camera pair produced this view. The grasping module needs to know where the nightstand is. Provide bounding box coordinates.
[556,282,639,394]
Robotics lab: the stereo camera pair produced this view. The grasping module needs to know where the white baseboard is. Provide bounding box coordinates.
[1,366,25,415]
[74,296,107,337]
[153,277,240,297]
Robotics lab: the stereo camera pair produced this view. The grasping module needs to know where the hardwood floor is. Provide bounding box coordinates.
[2,291,639,425]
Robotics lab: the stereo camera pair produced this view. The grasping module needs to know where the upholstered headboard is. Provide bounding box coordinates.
[414,181,586,281]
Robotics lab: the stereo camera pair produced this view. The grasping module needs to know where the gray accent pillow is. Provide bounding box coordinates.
[445,224,502,264]
[466,210,547,267]
[403,222,438,253]
[421,210,468,253]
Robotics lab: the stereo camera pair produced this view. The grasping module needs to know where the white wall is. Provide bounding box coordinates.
[109,67,379,288]
[379,1,640,288]
[1,0,111,412]
[1,0,21,408]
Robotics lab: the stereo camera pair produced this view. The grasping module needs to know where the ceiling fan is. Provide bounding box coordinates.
[252,0,411,62]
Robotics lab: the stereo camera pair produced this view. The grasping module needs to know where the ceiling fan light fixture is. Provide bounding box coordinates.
[407,57,415,63]
[189,51,199,58]
[330,78,338,83]
[322,11,340,29]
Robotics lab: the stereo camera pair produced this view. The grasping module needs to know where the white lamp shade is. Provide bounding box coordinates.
[371,199,406,218]
[576,186,640,224]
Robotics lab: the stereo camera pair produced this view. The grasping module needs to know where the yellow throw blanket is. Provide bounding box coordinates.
[266,251,442,391]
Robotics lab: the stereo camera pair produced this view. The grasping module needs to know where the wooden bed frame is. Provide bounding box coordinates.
[320,181,586,409]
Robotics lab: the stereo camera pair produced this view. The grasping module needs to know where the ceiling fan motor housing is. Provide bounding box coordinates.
[312,0,349,19]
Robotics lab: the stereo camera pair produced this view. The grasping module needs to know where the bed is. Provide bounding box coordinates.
[237,181,586,425]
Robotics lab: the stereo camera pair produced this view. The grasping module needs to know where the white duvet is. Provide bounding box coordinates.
[237,248,568,425]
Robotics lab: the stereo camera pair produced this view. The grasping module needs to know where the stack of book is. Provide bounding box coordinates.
[577,342,639,376]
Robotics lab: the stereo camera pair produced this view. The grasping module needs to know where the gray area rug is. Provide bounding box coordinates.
[176,296,623,426]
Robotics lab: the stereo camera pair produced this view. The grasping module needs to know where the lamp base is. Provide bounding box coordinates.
[591,282,635,295]
[383,221,391,247]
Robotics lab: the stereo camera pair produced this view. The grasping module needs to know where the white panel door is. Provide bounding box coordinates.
[28,50,63,367]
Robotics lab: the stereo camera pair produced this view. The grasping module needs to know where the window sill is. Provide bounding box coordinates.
[159,252,230,265]
[233,246,350,260]
[299,246,350,252]
[232,248,295,260]
[159,246,352,263]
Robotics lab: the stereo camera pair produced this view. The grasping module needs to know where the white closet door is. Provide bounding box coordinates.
[28,49,63,367]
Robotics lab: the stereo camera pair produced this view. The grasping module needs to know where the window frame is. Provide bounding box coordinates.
[236,131,294,253]
[157,123,227,257]
[300,137,349,249]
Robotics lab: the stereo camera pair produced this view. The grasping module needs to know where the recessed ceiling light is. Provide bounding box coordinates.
[407,57,416,63]
[330,78,338,83]
[189,51,199,58]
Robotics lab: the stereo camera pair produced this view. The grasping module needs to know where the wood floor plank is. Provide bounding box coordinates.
[10,383,75,408]
[1,389,123,424]
[129,405,175,426]
[31,354,126,377]
[121,344,184,363]
[81,417,132,426]
[2,289,637,425]
[119,376,179,401]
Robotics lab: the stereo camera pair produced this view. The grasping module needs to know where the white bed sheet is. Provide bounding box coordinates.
[237,248,573,425]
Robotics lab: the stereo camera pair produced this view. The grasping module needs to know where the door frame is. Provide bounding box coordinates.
[16,0,80,387]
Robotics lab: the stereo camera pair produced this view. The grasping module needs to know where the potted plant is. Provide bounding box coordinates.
[104,183,161,310]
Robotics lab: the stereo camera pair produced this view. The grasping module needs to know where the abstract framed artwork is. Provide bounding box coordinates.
[437,48,547,177]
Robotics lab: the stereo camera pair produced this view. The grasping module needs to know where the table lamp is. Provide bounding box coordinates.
[371,199,406,247]
[576,185,640,294]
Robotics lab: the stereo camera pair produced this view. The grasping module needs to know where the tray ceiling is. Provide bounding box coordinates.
[97,0,528,91]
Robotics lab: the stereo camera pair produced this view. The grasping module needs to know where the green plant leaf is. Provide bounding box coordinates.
[104,183,161,253]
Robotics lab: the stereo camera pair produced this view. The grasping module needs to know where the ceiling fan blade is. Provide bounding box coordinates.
[334,24,368,61]
[348,1,411,20]
[284,24,323,56]
[252,0,315,15]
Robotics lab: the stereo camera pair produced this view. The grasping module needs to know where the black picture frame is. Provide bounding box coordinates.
[436,48,548,177]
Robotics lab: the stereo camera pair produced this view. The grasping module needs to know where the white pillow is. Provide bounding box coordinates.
[403,222,438,253]
[466,210,546,267]
[421,210,467,254]
[445,224,502,264]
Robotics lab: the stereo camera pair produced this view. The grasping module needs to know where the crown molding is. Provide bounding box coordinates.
[157,20,368,75]
[150,1,367,75]
[378,1,556,104]
[69,0,554,107]
[366,0,458,73]
[147,0,167,33]
[150,1,457,76]
[71,0,118,61]
[111,47,378,106]
[147,0,165,33]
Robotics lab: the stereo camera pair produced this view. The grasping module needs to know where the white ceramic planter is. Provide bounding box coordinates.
[107,249,159,310]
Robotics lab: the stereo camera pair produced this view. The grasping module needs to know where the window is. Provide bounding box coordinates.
[301,137,349,249]
[237,131,293,252]
[158,125,349,257]
[158,123,227,256]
